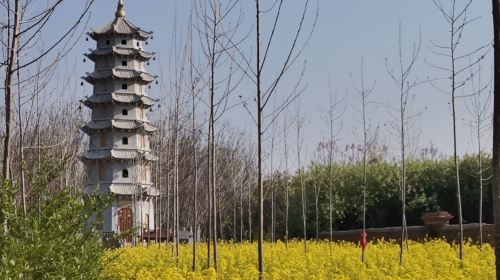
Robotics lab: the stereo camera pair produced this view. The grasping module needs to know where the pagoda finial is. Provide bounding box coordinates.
[116,0,126,18]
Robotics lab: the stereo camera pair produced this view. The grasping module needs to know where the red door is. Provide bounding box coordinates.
[118,207,133,241]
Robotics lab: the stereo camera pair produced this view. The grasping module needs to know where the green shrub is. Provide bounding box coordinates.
[0,160,109,279]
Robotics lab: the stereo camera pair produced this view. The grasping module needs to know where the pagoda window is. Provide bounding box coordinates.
[122,109,128,116]
[122,84,128,90]
[122,169,129,178]
[121,39,127,45]
[106,39,110,45]
[137,42,140,47]
[122,60,127,67]
[100,134,107,147]
[122,137,128,145]
[99,167,106,181]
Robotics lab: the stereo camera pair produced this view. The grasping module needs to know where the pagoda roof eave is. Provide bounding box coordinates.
[87,17,152,41]
[84,184,159,196]
[83,69,157,85]
[81,119,157,135]
[81,92,157,108]
[85,47,154,62]
[82,149,158,161]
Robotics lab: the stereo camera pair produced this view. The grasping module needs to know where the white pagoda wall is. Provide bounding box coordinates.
[96,37,144,49]
[88,133,150,151]
[103,199,155,232]
[90,107,149,122]
[87,163,151,185]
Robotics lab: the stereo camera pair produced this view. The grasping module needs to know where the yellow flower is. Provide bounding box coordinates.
[100,240,494,279]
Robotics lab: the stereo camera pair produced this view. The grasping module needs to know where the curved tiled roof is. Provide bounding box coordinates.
[86,47,154,61]
[83,69,156,84]
[81,92,156,108]
[88,17,152,40]
[81,119,157,134]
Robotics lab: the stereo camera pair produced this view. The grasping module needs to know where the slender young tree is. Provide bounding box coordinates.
[231,1,317,276]
[283,114,290,249]
[466,61,491,249]
[430,0,487,261]
[295,104,307,252]
[350,57,376,263]
[188,11,201,269]
[313,169,320,243]
[322,81,344,255]
[385,22,421,265]
[195,0,243,268]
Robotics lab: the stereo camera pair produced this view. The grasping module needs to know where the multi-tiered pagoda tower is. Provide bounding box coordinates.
[81,0,158,237]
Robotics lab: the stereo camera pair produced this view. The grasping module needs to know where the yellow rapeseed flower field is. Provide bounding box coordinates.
[100,240,493,280]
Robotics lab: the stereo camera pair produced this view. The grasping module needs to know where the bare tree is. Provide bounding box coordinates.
[195,0,244,268]
[283,114,290,249]
[1,0,94,180]
[312,166,320,243]
[322,80,344,255]
[295,103,307,252]
[188,11,202,269]
[465,60,491,249]
[430,0,488,261]
[385,22,422,265]
[350,56,376,263]
[229,1,317,276]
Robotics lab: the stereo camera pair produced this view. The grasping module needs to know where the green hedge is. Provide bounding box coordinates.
[263,154,492,238]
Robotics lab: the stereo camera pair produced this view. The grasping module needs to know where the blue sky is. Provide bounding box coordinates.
[46,0,494,165]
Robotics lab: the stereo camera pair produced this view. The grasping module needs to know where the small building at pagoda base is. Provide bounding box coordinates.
[81,0,158,240]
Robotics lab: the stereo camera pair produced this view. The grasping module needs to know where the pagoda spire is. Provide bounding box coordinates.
[116,0,126,18]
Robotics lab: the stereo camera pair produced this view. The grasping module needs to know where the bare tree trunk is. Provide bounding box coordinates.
[240,171,244,244]
[283,117,290,249]
[248,181,252,243]
[191,85,198,271]
[3,0,21,180]
[478,126,484,248]
[174,99,181,262]
[315,181,320,243]
[166,156,171,250]
[296,106,307,253]
[17,65,26,216]
[233,175,237,243]
[210,46,218,271]
[270,127,276,244]
[256,1,264,273]
[491,0,500,277]
[207,136,212,267]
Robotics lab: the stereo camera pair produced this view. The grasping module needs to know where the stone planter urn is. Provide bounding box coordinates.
[421,211,453,238]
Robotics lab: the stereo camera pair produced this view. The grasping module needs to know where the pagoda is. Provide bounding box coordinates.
[81,0,158,239]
